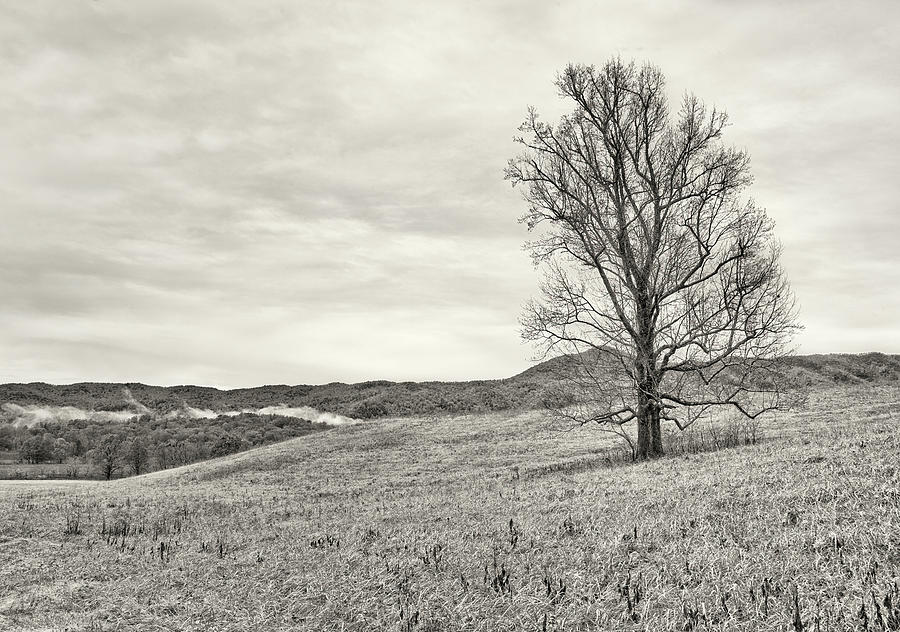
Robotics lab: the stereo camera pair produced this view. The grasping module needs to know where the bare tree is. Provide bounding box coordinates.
[93,434,122,480]
[123,438,149,476]
[506,59,800,460]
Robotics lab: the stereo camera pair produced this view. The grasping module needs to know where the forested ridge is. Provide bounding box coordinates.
[0,352,896,479]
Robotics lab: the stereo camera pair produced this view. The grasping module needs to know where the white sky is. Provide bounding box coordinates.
[1,1,898,387]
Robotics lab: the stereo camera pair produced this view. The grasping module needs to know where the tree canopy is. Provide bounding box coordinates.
[507,59,799,459]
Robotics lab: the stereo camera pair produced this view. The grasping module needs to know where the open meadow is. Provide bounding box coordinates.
[3,1,899,630]
[1,383,898,631]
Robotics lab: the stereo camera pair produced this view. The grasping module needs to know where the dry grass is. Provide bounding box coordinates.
[1,383,898,631]
[0,462,94,480]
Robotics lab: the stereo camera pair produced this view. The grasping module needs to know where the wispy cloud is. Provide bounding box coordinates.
[1,0,897,387]
[0,401,353,427]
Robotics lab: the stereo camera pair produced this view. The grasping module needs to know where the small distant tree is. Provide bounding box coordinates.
[211,434,243,458]
[123,438,149,476]
[351,400,389,419]
[21,435,51,464]
[173,441,201,466]
[0,425,16,450]
[64,432,85,457]
[154,443,172,470]
[507,59,800,460]
[93,434,122,480]
[51,438,71,464]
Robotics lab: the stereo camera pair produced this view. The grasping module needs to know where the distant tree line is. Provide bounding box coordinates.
[0,413,328,479]
[346,382,546,418]
[0,376,562,421]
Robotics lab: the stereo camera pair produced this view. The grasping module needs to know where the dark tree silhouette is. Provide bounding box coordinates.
[506,59,799,459]
[21,435,50,464]
[93,434,122,480]
[124,438,148,476]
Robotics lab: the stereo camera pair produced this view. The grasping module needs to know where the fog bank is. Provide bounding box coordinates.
[0,401,354,427]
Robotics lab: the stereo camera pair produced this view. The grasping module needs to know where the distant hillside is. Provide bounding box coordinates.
[0,377,554,422]
[779,352,900,384]
[5,372,900,630]
[512,351,900,388]
[0,352,897,422]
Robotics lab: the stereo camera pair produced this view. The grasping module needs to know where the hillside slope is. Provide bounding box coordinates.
[1,352,897,422]
[1,382,898,630]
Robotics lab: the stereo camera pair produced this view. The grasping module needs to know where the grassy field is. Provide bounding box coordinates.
[0,451,95,480]
[1,384,898,631]
[0,462,95,480]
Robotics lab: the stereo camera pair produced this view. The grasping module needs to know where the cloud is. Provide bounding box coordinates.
[256,406,354,426]
[0,403,134,427]
[0,0,897,387]
[0,401,353,428]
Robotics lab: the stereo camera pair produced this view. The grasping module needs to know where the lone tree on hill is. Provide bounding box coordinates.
[506,59,800,460]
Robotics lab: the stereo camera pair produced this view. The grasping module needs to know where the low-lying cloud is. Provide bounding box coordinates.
[0,401,355,427]
[164,404,219,420]
[256,405,354,425]
[1,403,135,426]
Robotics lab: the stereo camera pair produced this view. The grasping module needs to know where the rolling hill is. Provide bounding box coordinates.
[0,352,897,422]
[1,378,898,630]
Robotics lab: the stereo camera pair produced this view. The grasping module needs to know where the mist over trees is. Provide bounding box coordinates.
[507,59,799,460]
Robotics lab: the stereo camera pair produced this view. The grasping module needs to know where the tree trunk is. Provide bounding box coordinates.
[636,382,664,460]
[651,403,663,455]
[633,293,664,460]
[634,323,664,460]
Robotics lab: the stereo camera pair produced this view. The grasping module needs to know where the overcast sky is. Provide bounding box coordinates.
[1,1,897,388]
